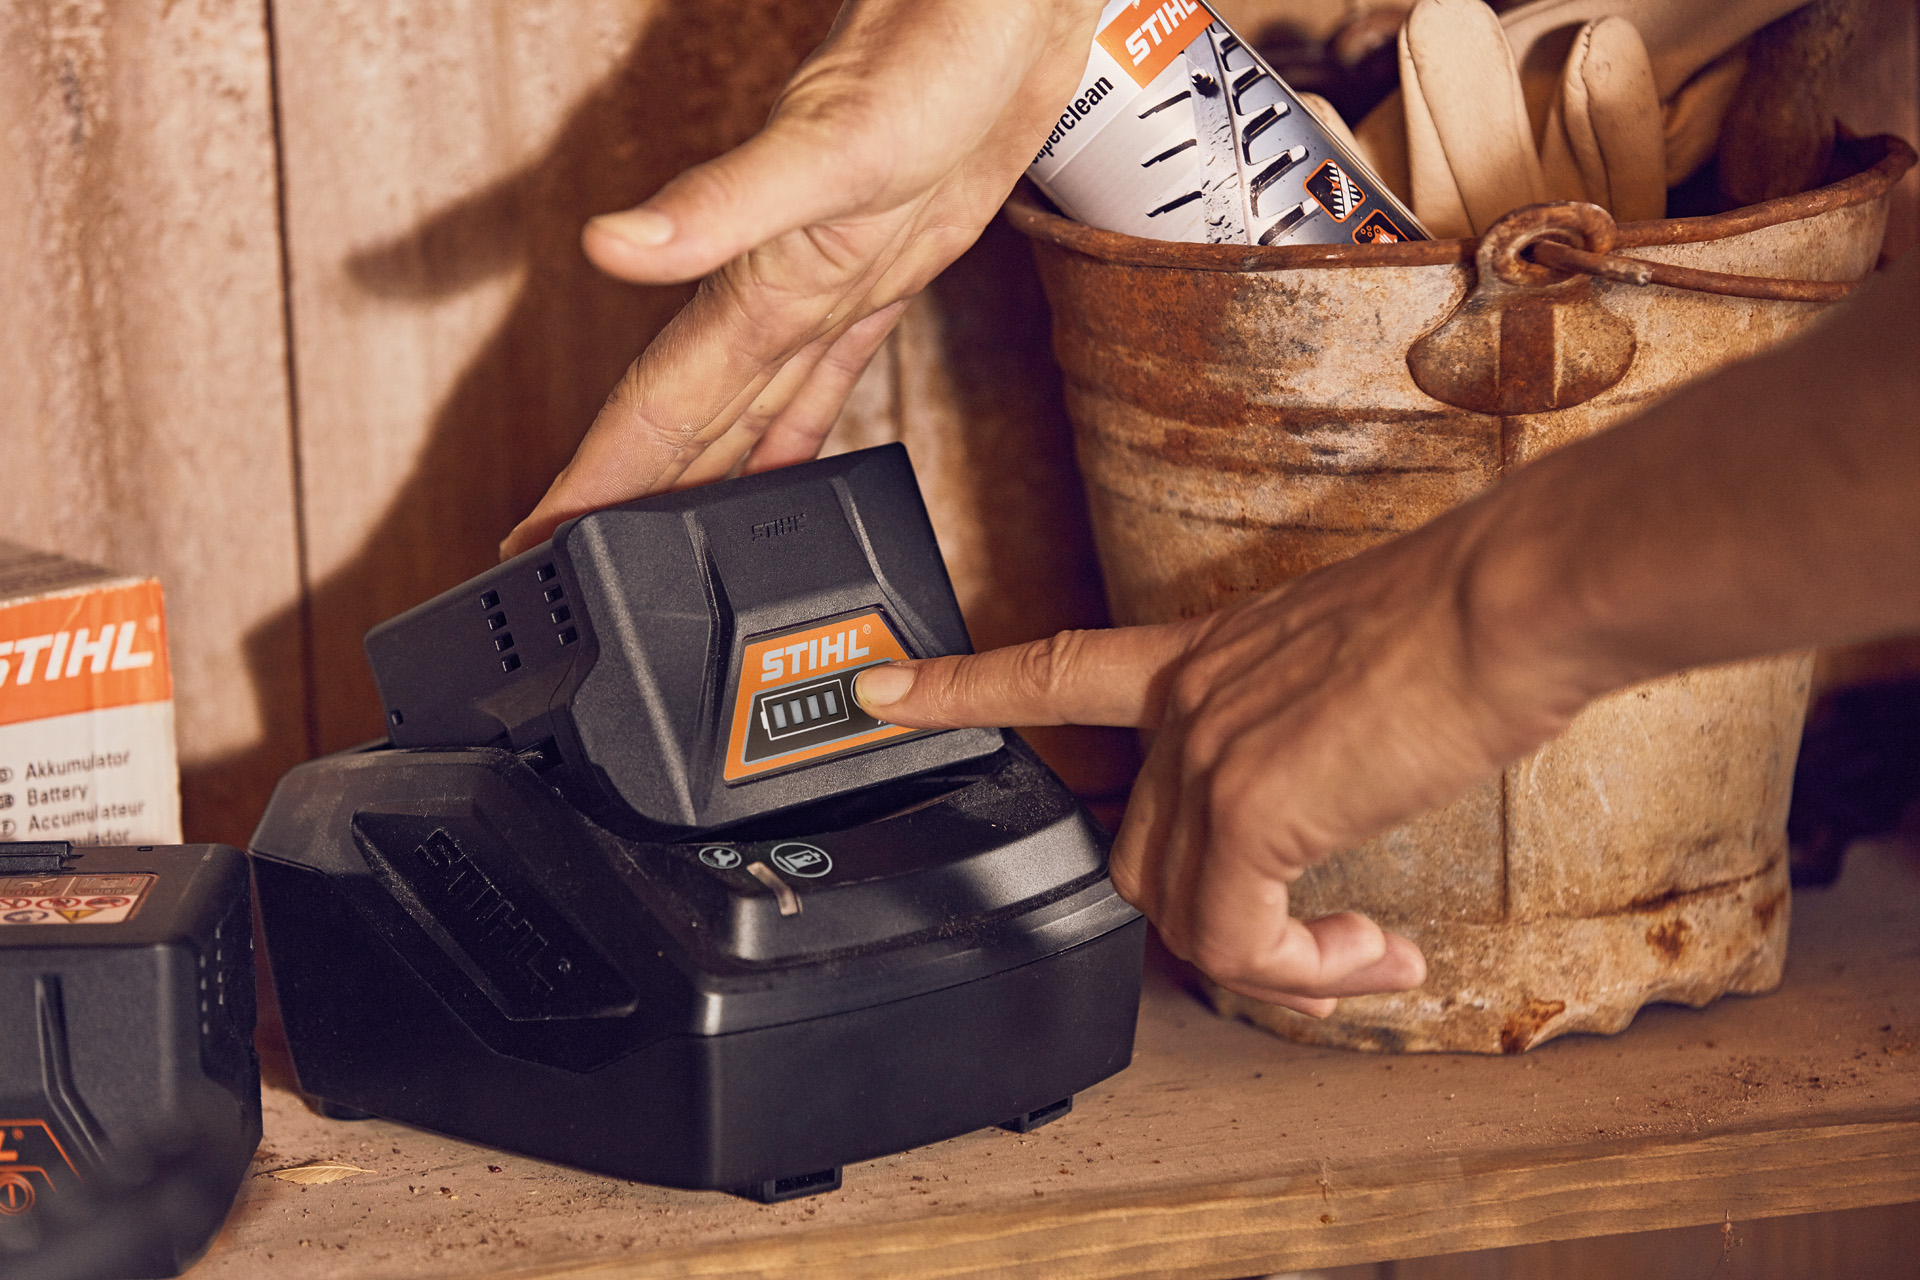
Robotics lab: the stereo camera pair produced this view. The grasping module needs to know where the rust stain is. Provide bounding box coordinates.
[1645,917,1693,963]
[1753,890,1787,933]
[1602,859,1781,918]
[1499,998,1567,1055]
[1006,135,1914,272]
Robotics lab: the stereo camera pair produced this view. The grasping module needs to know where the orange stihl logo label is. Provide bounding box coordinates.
[723,611,917,782]
[0,582,171,728]
[1098,0,1214,87]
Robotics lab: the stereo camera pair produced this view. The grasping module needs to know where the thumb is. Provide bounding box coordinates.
[584,116,882,286]
[851,624,1199,730]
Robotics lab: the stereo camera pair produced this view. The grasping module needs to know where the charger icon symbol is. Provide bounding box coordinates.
[769,842,832,878]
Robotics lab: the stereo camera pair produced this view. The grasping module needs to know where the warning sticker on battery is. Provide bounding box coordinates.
[0,873,154,925]
[723,612,918,782]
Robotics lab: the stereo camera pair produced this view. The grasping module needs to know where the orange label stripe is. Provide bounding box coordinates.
[723,611,916,782]
[1097,0,1215,88]
[0,581,171,727]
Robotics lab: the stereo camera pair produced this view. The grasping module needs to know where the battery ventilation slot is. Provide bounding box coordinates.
[532,565,575,644]
[199,891,258,1092]
[479,589,519,672]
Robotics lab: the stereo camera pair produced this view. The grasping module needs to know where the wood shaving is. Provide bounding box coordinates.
[266,1162,374,1185]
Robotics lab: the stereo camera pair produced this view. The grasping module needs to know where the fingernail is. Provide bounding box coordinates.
[589,208,674,247]
[853,664,914,712]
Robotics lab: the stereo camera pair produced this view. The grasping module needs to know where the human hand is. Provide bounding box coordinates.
[501,0,1105,557]
[850,510,1592,1015]
[846,250,1920,1013]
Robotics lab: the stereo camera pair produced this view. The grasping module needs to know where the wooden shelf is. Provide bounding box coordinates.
[196,834,1920,1279]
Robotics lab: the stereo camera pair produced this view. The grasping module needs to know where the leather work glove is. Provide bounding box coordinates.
[1660,44,1749,188]
[1539,16,1665,221]
[1395,0,1547,238]
[1352,0,1809,235]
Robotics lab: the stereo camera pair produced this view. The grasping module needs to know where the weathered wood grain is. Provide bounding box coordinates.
[0,0,305,846]
[268,0,845,756]
[1401,1199,1920,1279]
[478,1122,1920,1278]
[193,833,1920,1278]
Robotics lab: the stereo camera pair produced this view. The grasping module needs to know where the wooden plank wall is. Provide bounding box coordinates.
[0,0,305,847]
[268,0,843,758]
[9,0,1911,846]
[2,0,1917,1270]
[266,0,1136,802]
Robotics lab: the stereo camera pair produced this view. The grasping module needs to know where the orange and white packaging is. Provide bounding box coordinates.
[0,541,181,846]
[1029,0,1427,247]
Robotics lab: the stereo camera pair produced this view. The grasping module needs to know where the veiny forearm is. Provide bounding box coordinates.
[1462,252,1920,706]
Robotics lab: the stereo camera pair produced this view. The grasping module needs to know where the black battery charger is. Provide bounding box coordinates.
[252,445,1146,1201]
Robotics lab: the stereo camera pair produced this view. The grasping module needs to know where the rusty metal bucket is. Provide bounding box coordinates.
[1007,135,1916,1054]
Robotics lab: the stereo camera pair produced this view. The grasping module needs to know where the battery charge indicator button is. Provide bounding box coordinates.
[725,609,922,781]
[739,667,896,768]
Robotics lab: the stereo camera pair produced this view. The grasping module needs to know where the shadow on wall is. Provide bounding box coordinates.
[177,0,842,844]
[181,0,1131,844]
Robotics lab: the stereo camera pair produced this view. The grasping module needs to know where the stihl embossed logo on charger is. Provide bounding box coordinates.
[725,611,916,781]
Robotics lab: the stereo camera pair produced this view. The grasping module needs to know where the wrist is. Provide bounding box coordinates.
[1449,462,1631,740]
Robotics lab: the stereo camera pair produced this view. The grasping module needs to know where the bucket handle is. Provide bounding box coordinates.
[1406,203,1640,416]
[1407,201,1864,415]
[1524,226,1859,303]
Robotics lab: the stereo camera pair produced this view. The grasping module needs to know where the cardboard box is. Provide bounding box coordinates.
[0,540,181,846]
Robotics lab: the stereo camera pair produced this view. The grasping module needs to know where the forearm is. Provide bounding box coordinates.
[848,260,1911,1007]
[1463,253,1920,710]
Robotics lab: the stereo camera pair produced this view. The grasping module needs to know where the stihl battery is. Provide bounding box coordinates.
[1029,0,1427,247]
[0,841,259,1279]
[364,444,1003,840]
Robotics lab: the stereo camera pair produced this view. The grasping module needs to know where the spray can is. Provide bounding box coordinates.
[1028,0,1427,247]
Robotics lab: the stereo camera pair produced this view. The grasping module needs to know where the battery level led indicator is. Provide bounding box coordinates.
[758,677,852,740]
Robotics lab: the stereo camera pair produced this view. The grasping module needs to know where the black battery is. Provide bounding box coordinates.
[253,445,1145,1200]
[363,443,1005,840]
[0,841,260,1279]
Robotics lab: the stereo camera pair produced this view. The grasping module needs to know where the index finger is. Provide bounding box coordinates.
[851,623,1204,729]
